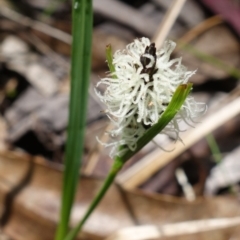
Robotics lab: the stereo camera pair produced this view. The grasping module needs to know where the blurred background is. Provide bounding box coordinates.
[0,0,240,239]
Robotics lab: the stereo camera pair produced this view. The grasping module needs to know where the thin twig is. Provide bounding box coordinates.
[0,7,72,44]
[83,122,111,176]
[105,217,240,240]
[176,15,223,50]
[25,33,70,70]
[117,95,240,189]
[152,0,187,49]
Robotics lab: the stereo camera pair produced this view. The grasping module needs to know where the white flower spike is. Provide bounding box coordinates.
[95,37,206,157]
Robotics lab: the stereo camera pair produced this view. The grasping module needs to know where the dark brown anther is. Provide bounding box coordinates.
[140,43,157,82]
[145,43,156,56]
[140,43,156,68]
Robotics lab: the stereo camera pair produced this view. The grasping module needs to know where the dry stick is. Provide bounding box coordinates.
[117,96,240,189]
[0,6,107,108]
[0,7,72,44]
[83,122,112,176]
[0,8,70,70]
[26,33,70,70]
[93,0,157,36]
[105,217,240,240]
[152,0,187,49]
[177,15,223,46]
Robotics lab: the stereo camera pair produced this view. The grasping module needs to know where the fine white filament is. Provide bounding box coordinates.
[95,37,206,157]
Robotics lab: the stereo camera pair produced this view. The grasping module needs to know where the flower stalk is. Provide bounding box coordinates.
[65,38,205,239]
[64,157,124,240]
[64,82,193,240]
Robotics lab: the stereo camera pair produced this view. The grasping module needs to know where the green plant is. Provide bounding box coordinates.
[64,38,204,239]
[55,2,205,239]
[55,0,93,239]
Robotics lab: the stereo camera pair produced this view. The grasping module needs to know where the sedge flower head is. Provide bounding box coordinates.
[95,37,206,157]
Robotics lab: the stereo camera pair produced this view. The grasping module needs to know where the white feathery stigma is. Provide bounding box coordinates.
[95,37,206,157]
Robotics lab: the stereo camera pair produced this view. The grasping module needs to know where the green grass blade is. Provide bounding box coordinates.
[206,133,222,164]
[55,0,93,239]
[206,134,236,194]
[106,44,116,76]
[178,42,240,79]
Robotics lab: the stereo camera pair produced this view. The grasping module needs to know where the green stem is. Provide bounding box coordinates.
[64,157,124,240]
[206,133,222,164]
